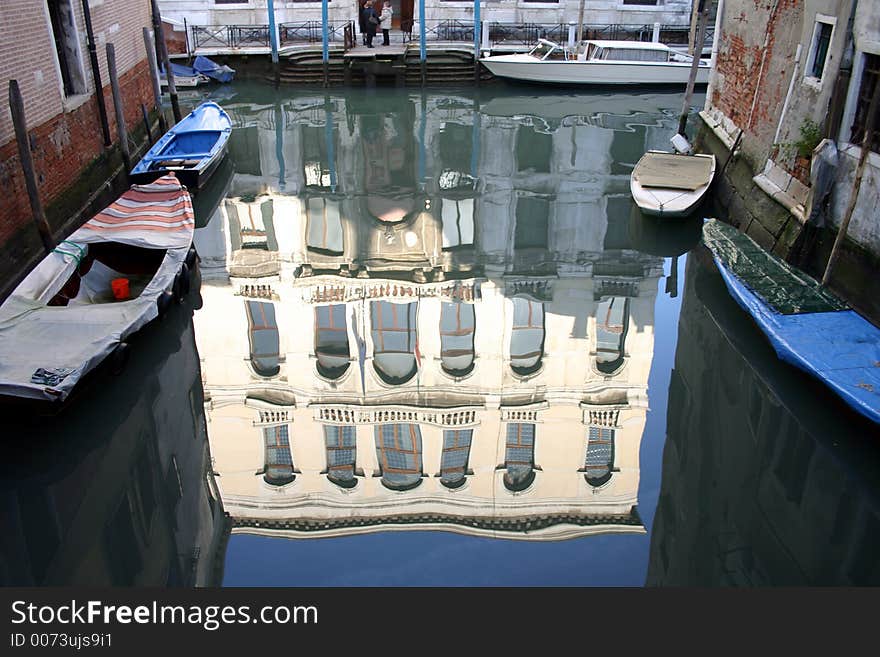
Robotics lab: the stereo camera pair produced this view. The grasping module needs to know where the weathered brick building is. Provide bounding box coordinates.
[700,0,880,317]
[0,0,157,300]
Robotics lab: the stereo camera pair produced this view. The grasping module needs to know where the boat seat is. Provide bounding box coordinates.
[143,152,213,162]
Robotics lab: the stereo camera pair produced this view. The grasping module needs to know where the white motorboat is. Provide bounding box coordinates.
[480,39,711,86]
[630,151,716,217]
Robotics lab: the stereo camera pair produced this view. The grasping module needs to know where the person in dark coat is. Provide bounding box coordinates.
[358,1,367,44]
[362,0,379,48]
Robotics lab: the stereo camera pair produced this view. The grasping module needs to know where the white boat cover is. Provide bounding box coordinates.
[0,175,194,402]
[633,152,714,191]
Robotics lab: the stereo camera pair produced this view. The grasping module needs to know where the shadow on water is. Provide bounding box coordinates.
[0,287,227,586]
[647,247,880,585]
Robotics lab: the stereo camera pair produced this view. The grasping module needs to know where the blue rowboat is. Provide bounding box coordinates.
[131,101,232,190]
[702,218,880,425]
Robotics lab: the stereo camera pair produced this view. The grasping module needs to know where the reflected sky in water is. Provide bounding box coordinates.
[1,84,877,587]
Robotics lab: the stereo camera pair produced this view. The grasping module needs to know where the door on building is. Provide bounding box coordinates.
[399,0,413,35]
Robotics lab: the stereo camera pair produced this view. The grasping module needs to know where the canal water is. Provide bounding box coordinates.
[2,84,878,587]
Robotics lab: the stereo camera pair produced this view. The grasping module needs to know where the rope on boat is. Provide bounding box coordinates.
[52,240,87,266]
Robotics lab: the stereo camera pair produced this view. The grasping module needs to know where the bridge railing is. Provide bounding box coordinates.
[279,21,352,45]
[191,24,270,49]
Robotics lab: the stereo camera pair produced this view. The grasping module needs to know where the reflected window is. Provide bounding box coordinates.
[371,301,418,384]
[516,127,552,173]
[510,298,544,376]
[228,199,275,251]
[306,197,343,255]
[438,122,472,175]
[514,196,549,250]
[245,300,281,377]
[595,297,629,373]
[324,425,357,489]
[584,426,614,487]
[104,494,143,586]
[440,302,475,376]
[264,425,295,486]
[440,198,475,250]
[440,429,473,489]
[303,125,337,188]
[315,304,350,379]
[375,424,423,491]
[504,423,536,492]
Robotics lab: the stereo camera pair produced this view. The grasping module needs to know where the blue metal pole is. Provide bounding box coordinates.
[325,99,337,192]
[418,94,427,188]
[322,0,329,63]
[268,0,279,64]
[473,0,480,62]
[470,100,480,179]
[275,101,285,189]
[419,0,426,62]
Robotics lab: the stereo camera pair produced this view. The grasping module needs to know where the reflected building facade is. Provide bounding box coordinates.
[193,90,678,541]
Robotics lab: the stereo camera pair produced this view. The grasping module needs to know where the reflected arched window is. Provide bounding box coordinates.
[596,297,629,373]
[439,429,473,489]
[264,425,295,486]
[375,424,423,491]
[324,425,357,489]
[510,298,544,376]
[315,304,350,379]
[306,198,343,255]
[245,300,280,377]
[584,426,614,487]
[371,301,418,384]
[504,423,536,492]
[440,302,475,377]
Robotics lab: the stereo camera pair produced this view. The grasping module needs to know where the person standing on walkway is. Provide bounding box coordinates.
[379,1,393,46]
[362,0,379,48]
[358,0,368,45]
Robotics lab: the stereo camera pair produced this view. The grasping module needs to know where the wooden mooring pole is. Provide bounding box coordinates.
[106,43,132,175]
[141,103,154,145]
[8,80,54,252]
[143,27,167,134]
[150,0,181,123]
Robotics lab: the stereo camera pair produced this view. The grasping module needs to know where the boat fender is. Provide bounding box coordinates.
[157,290,174,317]
[109,342,130,375]
[186,245,198,269]
[173,263,190,302]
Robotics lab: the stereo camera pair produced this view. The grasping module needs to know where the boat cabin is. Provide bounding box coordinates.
[527,39,692,64]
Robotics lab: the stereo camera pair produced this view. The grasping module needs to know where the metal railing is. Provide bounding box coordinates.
[279,21,352,45]
[191,24,270,49]
[187,21,713,52]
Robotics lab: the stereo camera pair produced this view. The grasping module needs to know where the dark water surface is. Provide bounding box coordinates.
[2,84,877,587]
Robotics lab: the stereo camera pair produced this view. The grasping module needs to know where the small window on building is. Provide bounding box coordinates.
[371,301,418,385]
[504,423,536,492]
[315,304,350,379]
[264,425,295,486]
[47,0,87,97]
[850,53,880,154]
[622,0,658,4]
[306,198,343,254]
[324,425,357,488]
[806,18,835,81]
[595,297,629,374]
[510,297,545,376]
[440,429,473,489]
[375,424,423,491]
[245,300,281,377]
[439,302,475,376]
[584,426,614,487]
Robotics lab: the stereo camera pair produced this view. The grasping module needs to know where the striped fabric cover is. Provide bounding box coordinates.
[72,174,195,249]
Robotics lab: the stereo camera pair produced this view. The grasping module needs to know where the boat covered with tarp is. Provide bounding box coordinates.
[631,151,716,217]
[192,55,236,83]
[702,218,880,424]
[160,61,210,87]
[130,101,232,190]
[0,174,196,403]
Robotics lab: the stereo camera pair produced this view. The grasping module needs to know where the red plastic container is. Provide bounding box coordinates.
[111,278,130,300]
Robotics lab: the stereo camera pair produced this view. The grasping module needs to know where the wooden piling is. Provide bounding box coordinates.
[106,43,132,175]
[8,80,54,252]
[143,27,167,134]
[150,0,181,123]
[141,103,154,145]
